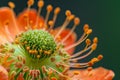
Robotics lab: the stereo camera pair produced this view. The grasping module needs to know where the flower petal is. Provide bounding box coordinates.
[17,9,44,31]
[0,65,8,80]
[68,67,115,80]
[0,7,19,40]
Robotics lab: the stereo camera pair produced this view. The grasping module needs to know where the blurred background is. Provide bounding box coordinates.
[0,0,120,79]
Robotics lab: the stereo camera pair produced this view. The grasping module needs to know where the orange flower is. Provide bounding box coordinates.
[0,0,114,80]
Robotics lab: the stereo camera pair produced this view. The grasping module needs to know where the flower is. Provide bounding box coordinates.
[0,0,114,80]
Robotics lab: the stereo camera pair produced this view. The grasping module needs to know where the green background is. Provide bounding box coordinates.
[0,0,120,80]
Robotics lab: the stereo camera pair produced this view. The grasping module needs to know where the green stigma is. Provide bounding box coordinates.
[17,30,56,58]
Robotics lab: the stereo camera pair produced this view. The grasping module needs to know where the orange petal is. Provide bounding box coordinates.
[17,9,44,31]
[0,65,8,80]
[54,28,76,55]
[68,67,115,80]
[0,7,19,40]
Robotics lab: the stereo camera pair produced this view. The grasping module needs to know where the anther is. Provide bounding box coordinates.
[86,39,91,45]
[38,0,44,8]
[86,29,92,34]
[65,10,71,17]
[37,55,41,58]
[48,20,54,26]
[26,46,30,50]
[97,54,103,60]
[92,43,97,50]
[83,24,89,33]
[68,14,75,21]
[8,2,15,9]
[47,5,53,12]
[74,17,80,25]
[87,67,93,71]
[27,0,34,7]
[93,37,98,43]
[73,71,80,75]
[54,7,61,14]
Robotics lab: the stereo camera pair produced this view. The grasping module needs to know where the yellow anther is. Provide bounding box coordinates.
[54,7,61,14]
[86,39,91,45]
[38,0,44,8]
[83,24,89,33]
[39,49,42,53]
[65,10,71,17]
[92,43,97,50]
[33,50,38,54]
[27,0,34,7]
[48,20,54,26]
[88,61,94,66]
[37,55,41,58]
[68,14,75,21]
[29,50,32,54]
[87,67,93,71]
[8,2,15,9]
[97,54,103,60]
[93,37,98,43]
[91,58,99,63]
[74,17,80,25]
[73,71,80,75]
[47,5,53,12]
[86,29,92,34]
[26,46,30,50]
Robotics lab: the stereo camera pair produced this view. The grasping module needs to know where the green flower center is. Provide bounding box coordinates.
[17,30,56,58]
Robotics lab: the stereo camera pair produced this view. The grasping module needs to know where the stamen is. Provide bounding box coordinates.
[44,5,53,27]
[70,62,88,68]
[8,2,20,33]
[48,20,54,29]
[54,10,74,40]
[71,43,94,58]
[64,24,92,51]
[49,7,61,30]
[26,0,35,30]
[61,17,80,43]
[27,0,34,8]
[35,0,44,28]
[70,49,94,61]
[64,33,87,51]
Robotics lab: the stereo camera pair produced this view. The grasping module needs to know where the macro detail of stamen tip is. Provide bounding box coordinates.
[86,39,91,45]
[8,2,15,9]
[38,0,44,8]
[54,7,61,14]
[74,17,80,25]
[97,54,103,60]
[65,10,72,17]
[48,20,54,26]
[92,43,97,50]
[27,0,34,7]
[87,67,93,71]
[47,5,53,12]
[93,37,98,43]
